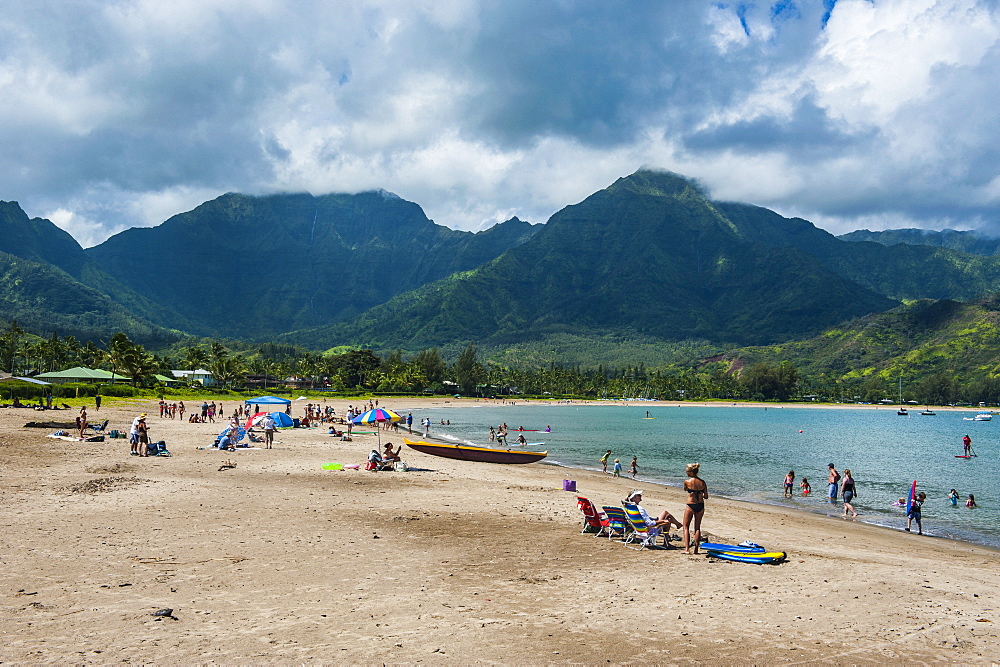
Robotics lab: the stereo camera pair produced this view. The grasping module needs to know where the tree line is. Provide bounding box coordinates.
[3,322,1000,405]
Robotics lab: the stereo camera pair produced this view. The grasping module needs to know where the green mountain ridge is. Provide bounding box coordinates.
[86,191,539,339]
[284,171,899,350]
[0,249,181,344]
[8,169,1000,377]
[839,228,1000,256]
[720,294,1000,398]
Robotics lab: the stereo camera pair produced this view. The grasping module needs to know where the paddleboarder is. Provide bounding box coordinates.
[963,434,972,456]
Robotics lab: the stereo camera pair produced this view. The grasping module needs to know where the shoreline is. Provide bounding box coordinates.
[3,398,999,662]
[399,398,999,552]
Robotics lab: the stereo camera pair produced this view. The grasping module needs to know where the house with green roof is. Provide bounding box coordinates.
[34,367,128,384]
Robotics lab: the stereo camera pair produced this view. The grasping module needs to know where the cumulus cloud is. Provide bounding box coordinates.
[1,0,999,246]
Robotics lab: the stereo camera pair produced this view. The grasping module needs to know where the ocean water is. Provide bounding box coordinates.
[394,403,999,549]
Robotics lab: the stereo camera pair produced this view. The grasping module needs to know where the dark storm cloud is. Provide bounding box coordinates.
[0,1,998,246]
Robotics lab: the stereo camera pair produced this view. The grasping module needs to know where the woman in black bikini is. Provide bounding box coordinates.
[682,462,708,554]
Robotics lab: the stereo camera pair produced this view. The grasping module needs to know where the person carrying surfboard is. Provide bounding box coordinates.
[906,491,926,534]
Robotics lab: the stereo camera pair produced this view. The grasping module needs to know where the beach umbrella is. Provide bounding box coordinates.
[350,408,402,445]
[218,425,246,443]
[246,411,268,429]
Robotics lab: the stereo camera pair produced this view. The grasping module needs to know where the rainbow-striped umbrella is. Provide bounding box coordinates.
[351,408,402,445]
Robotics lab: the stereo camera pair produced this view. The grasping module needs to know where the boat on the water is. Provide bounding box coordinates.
[973,411,992,421]
[403,438,547,464]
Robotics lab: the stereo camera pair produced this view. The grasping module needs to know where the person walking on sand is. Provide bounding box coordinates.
[784,470,795,498]
[600,450,612,473]
[963,434,972,456]
[262,413,276,449]
[906,491,926,534]
[682,463,708,554]
[841,468,859,518]
[827,463,840,503]
[629,455,638,479]
[612,458,622,477]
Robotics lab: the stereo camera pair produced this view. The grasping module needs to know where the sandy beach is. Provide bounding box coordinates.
[1,397,998,663]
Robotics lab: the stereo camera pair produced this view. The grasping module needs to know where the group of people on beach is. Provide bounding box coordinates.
[600,450,638,479]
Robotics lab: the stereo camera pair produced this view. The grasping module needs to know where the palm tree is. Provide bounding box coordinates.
[185,346,210,370]
[119,345,158,387]
[210,355,246,389]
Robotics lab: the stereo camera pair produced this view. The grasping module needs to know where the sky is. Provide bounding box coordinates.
[3,0,1000,247]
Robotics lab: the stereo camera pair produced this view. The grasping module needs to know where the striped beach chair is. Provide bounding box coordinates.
[621,502,661,550]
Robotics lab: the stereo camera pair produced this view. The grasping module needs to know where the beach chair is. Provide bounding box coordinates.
[90,419,110,433]
[601,506,631,541]
[576,496,609,535]
[621,502,661,550]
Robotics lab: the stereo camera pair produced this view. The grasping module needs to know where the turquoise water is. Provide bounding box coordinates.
[397,403,999,549]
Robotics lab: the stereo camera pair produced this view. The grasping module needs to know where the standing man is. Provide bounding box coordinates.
[422,416,431,438]
[406,412,413,433]
[827,463,841,503]
[94,394,102,411]
[130,413,146,456]
[263,413,276,449]
[963,434,972,456]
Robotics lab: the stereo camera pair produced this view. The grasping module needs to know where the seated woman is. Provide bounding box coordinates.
[382,442,401,463]
[626,490,682,532]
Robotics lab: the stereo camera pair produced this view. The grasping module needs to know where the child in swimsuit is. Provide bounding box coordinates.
[784,470,795,497]
[799,478,810,495]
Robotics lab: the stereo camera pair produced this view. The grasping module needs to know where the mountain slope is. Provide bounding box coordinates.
[721,294,1000,386]
[719,204,1000,300]
[86,192,539,338]
[285,171,898,350]
[838,228,1000,256]
[0,202,188,342]
[0,250,180,344]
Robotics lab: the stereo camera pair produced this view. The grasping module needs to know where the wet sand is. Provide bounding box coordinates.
[1,397,998,663]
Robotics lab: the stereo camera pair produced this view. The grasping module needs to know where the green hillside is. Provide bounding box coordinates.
[839,228,1000,256]
[715,294,1000,400]
[0,250,180,344]
[285,171,898,350]
[87,192,539,339]
[718,204,1000,301]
